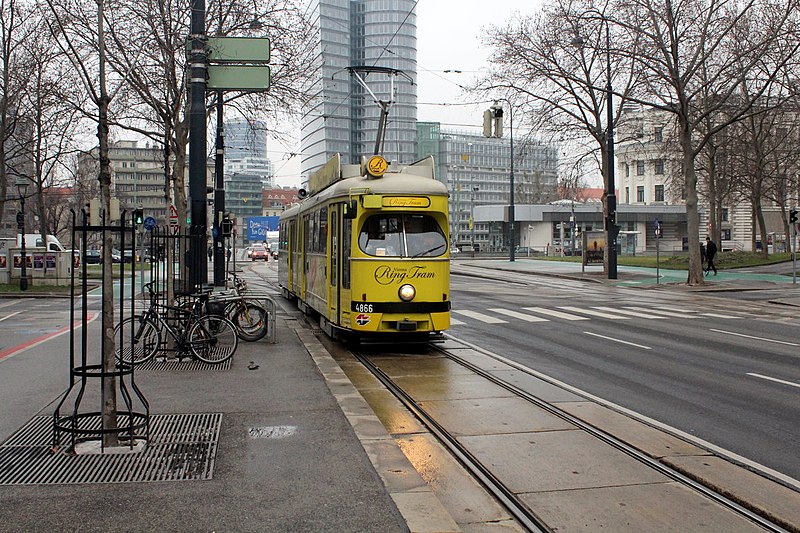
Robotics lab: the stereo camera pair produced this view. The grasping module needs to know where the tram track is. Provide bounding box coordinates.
[350,340,793,533]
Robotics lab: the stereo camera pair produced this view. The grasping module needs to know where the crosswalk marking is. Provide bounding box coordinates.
[655,305,698,314]
[593,306,665,319]
[624,306,687,318]
[452,310,508,324]
[559,306,630,320]
[489,308,550,322]
[449,305,755,327]
[701,312,742,319]
[522,307,589,321]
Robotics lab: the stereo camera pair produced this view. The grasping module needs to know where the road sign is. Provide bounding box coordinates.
[207,37,270,63]
[169,204,179,225]
[143,216,157,231]
[207,65,270,91]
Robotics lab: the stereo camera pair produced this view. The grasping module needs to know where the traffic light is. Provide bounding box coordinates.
[482,102,504,138]
[790,209,797,224]
[133,209,144,226]
[221,213,233,237]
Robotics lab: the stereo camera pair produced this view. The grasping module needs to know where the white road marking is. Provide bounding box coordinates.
[593,306,665,319]
[0,311,22,322]
[584,331,652,350]
[489,308,550,322]
[747,373,800,389]
[701,313,742,319]
[624,306,688,318]
[709,328,799,346]
[523,306,589,321]
[560,306,630,320]
[452,310,508,324]
[450,317,466,325]
[655,305,699,314]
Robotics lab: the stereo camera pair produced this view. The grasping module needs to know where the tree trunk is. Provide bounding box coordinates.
[681,127,704,285]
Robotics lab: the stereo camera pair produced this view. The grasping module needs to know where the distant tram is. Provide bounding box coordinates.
[278,154,451,341]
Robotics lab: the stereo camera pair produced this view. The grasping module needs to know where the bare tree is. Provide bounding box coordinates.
[44,0,131,447]
[0,0,34,230]
[615,0,800,283]
[479,0,642,274]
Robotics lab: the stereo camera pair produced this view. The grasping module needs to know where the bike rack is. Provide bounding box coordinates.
[52,210,150,453]
[206,290,278,343]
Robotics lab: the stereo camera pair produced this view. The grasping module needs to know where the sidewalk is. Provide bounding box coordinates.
[0,303,456,532]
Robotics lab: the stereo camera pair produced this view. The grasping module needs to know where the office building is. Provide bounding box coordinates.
[301,0,418,179]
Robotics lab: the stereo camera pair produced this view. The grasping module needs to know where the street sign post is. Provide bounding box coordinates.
[207,37,270,63]
[655,219,661,284]
[207,65,271,91]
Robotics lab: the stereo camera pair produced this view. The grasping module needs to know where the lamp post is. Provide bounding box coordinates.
[15,178,29,291]
[573,10,617,279]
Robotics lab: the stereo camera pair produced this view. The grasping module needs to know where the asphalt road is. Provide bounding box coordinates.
[449,271,800,482]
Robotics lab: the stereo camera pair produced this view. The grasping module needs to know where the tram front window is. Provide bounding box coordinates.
[359,214,446,258]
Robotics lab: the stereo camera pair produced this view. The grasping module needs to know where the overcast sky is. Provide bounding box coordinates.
[271,1,540,187]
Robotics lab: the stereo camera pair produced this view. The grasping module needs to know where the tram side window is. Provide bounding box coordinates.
[359,215,402,257]
[343,218,351,289]
[319,207,328,254]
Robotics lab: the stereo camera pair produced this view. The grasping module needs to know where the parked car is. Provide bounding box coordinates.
[85,250,102,264]
[250,245,269,261]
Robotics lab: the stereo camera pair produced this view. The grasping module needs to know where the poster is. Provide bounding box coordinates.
[33,254,44,269]
[46,254,57,269]
[583,231,605,265]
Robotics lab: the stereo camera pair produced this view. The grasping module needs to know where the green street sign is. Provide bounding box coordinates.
[207,37,270,63]
[207,65,271,91]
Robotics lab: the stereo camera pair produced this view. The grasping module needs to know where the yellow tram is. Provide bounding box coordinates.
[278,154,451,341]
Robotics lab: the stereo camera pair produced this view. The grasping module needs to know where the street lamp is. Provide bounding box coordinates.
[15,177,30,291]
[572,10,618,279]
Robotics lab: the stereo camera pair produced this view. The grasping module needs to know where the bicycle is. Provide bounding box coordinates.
[222,273,269,342]
[115,282,238,365]
[173,273,269,342]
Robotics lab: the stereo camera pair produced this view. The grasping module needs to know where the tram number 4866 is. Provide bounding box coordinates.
[353,303,374,313]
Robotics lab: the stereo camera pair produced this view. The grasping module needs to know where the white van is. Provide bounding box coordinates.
[17,234,66,252]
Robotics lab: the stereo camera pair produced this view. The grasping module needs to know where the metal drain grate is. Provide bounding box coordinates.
[136,358,232,371]
[0,413,222,484]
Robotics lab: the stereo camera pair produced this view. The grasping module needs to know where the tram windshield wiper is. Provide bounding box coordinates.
[412,244,445,258]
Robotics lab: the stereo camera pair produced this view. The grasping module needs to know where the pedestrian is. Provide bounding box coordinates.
[208,247,213,261]
[705,236,718,275]
[700,241,706,270]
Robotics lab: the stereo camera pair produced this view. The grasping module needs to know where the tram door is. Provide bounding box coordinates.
[329,205,340,324]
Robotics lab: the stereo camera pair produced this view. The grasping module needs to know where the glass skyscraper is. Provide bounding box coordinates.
[301,0,418,179]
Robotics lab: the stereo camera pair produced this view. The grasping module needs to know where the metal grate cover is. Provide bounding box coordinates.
[136,358,231,371]
[0,413,222,485]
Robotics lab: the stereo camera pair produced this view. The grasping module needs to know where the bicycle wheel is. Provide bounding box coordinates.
[227,301,269,342]
[188,315,238,364]
[114,315,160,365]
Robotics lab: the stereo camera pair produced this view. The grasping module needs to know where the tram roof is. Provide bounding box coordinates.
[282,158,448,218]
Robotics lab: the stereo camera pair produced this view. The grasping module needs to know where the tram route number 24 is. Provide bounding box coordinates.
[353,303,374,313]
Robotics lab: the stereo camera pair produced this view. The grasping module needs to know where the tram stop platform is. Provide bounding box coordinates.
[0,308,456,532]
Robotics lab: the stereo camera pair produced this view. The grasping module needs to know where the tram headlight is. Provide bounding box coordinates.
[398,284,416,302]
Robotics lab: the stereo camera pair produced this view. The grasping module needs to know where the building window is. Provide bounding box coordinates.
[655,159,665,175]
[625,163,630,177]
[654,185,664,202]
[636,161,645,175]
[654,127,663,142]
[637,186,645,202]
[625,187,630,204]
[722,208,729,222]
[721,229,731,240]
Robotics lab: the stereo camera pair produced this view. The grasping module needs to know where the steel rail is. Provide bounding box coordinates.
[352,350,552,533]
[434,341,791,533]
